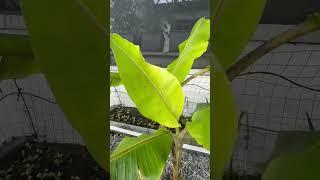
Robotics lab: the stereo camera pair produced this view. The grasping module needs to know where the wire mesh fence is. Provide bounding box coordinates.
[0,66,210,147]
[230,42,320,175]
[0,75,85,146]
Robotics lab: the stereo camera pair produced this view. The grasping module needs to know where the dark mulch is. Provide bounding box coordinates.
[110,105,191,130]
[0,139,108,180]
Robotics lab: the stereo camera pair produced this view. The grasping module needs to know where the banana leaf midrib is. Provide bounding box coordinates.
[110,37,179,120]
[110,129,171,161]
[170,18,205,75]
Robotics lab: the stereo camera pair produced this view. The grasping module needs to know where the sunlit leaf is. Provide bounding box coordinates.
[212,54,238,180]
[187,103,210,150]
[111,128,173,180]
[21,0,108,170]
[110,33,184,128]
[212,0,266,69]
[110,72,122,86]
[194,103,210,112]
[167,17,210,82]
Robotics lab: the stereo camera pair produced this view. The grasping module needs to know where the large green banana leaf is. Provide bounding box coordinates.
[21,0,108,171]
[212,54,238,180]
[263,142,320,180]
[0,34,39,80]
[111,128,173,180]
[212,0,266,69]
[269,131,320,160]
[110,33,184,128]
[167,17,210,83]
[186,103,210,150]
[0,56,40,80]
[262,131,320,180]
[0,34,32,56]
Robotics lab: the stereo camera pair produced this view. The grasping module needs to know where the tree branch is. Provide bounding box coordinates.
[226,13,320,81]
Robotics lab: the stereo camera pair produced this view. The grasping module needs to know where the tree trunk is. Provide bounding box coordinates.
[172,139,182,180]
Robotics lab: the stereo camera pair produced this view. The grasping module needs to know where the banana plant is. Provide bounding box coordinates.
[2,0,319,180]
[0,2,262,179]
[0,1,211,178]
[110,17,210,179]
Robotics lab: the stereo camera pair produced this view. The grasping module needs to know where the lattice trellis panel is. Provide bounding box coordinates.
[230,41,320,175]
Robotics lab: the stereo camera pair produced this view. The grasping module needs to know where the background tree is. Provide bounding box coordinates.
[110,0,161,45]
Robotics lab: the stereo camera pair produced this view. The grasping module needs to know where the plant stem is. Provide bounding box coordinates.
[171,127,190,180]
[172,65,211,179]
[178,128,188,140]
[172,136,183,180]
[181,65,210,86]
[227,13,320,81]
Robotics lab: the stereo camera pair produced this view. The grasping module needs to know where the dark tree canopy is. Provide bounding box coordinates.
[0,0,20,15]
[110,0,161,34]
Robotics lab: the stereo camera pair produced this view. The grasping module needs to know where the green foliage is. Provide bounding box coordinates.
[110,0,159,33]
[186,103,210,150]
[212,0,266,69]
[0,34,33,56]
[21,0,108,171]
[262,132,320,179]
[110,72,122,86]
[5,0,319,179]
[212,54,238,180]
[212,1,267,178]
[111,128,173,180]
[0,34,39,80]
[0,10,211,178]
[167,17,210,83]
[0,56,40,80]
[110,17,211,179]
[110,33,184,128]
[269,131,320,160]
[262,142,320,180]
